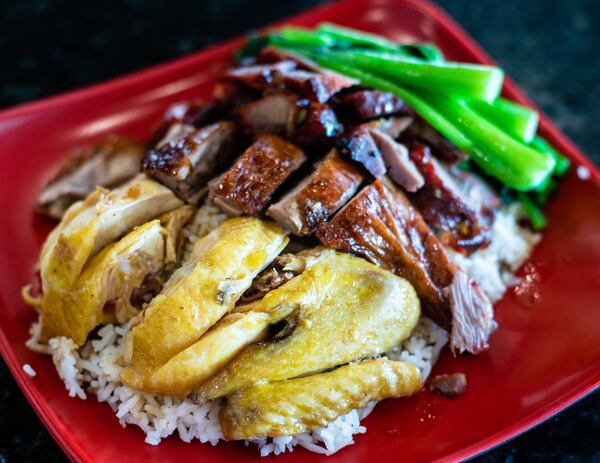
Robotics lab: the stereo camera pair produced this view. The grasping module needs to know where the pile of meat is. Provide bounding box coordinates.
[41,47,498,355]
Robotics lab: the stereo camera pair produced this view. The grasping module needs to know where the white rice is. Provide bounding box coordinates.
[22,363,37,377]
[31,315,446,455]
[26,200,538,456]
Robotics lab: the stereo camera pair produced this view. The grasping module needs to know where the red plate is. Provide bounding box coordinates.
[0,0,598,461]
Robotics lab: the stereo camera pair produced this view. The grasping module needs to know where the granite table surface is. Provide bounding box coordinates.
[1,0,598,461]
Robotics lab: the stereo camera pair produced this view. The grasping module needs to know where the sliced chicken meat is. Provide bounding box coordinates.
[142,121,238,203]
[37,136,145,220]
[267,149,363,235]
[192,250,420,402]
[36,176,183,342]
[121,217,289,383]
[209,135,306,216]
[316,178,495,354]
[408,143,491,252]
[369,128,424,192]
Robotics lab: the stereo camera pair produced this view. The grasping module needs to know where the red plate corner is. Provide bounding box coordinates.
[0,0,599,462]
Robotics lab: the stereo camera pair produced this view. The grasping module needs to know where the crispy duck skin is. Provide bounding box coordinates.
[336,125,387,178]
[369,128,424,192]
[267,149,363,235]
[408,143,490,252]
[37,136,145,220]
[316,179,495,354]
[220,359,423,439]
[401,116,466,164]
[333,89,413,122]
[210,135,306,216]
[317,178,454,328]
[142,121,238,203]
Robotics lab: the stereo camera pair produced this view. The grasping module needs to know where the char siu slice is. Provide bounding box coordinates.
[336,126,386,178]
[225,60,354,103]
[209,134,306,216]
[267,149,364,236]
[369,129,424,192]
[277,69,355,103]
[401,116,465,164]
[333,90,413,122]
[316,178,495,354]
[236,95,342,150]
[222,61,297,90]
[148,100,220,148]
[408,144,491,253]
[142,121,238,203]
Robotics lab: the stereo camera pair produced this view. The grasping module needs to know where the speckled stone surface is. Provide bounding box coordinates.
[0,0,598,461]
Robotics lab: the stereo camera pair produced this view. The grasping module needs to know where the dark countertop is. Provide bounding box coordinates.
[1,0,598,461]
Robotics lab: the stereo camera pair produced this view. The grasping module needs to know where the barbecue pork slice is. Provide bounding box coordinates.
[408,143,492,253]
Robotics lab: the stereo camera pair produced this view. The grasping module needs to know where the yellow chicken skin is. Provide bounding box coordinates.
[62,220,164,344]
[220,358,423,439]
[125,251,327,396]
[191,251,420,403]
[34,176,182,342]
[121,217,289,383]
[135,307,293,397]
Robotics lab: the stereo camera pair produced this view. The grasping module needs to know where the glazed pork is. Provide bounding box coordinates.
[142,121,238,203]
[224,60,355,103]
[333,89,412,122]
[236,94,342,149]
[336,125,386,178]
[267,149,364,235]
[209,134,306,216]
[408,143,491,252]
[401,115,465,164]
[316,178,495,354]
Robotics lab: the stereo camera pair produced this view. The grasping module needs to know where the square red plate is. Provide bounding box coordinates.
[0,0,599,461]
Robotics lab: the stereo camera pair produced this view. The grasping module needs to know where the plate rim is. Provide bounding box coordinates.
[0,0,598,462]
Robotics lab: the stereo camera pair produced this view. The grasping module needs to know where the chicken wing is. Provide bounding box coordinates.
[220,358,423,439]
